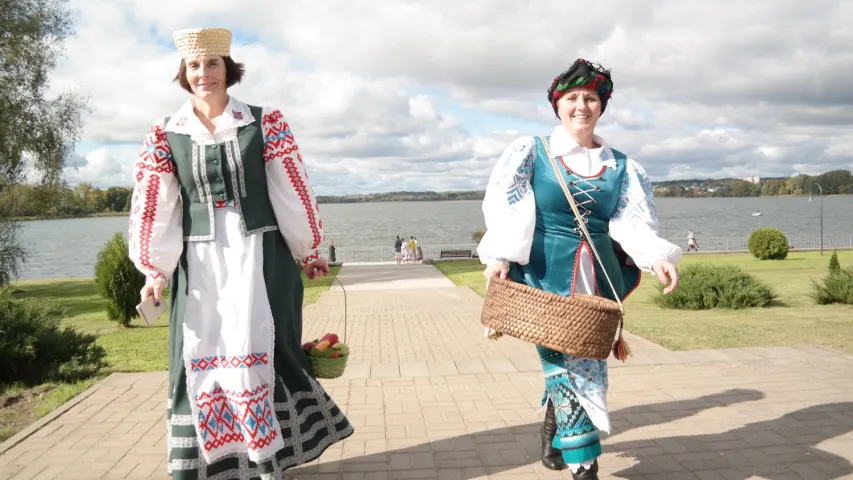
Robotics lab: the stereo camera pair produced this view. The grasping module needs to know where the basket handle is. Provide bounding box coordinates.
[538,136,624,314]
[332,276,347,343]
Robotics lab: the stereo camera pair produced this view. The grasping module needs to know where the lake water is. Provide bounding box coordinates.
[17,196,853,280]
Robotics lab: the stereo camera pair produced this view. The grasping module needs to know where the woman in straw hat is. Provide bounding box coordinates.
[477,59,682,479]
[128,27,352,479]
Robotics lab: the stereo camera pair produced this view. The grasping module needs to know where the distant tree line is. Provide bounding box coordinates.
[0,183,132,219]
[4,170,852,220]
[0,185,487,218]
[654,170,853,198]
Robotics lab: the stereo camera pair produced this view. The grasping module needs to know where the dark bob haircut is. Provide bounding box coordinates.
[173,56,245,93]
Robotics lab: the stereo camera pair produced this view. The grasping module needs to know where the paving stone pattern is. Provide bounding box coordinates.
[1,265,852,479]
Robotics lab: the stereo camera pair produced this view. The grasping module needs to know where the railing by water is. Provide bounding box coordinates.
[675,233,853,253]
[329,234,853,263]
[331,243,481,263]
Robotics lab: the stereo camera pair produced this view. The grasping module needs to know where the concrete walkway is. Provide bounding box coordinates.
[2,265,853,479]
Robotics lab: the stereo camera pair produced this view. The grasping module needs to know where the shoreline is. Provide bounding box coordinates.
[8,194,853,222]
[12,246,853,284]
[10,212,130,222]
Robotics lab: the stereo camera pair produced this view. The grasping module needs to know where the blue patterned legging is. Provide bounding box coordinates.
[538,345,602,464]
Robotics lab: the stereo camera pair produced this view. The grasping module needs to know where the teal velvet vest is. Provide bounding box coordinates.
[509,136,641,300]
[165,105,278,241]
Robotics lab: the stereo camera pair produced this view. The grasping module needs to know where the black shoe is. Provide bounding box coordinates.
[571,459,599,480]
[541,401,566,470]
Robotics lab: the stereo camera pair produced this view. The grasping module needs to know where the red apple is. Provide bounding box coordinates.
[320,333,339,345]
[302,341,316,354]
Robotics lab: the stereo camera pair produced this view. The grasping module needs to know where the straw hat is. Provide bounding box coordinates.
[173,27,232,59]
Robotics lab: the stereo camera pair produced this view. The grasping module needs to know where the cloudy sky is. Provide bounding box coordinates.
[53,0,853,195]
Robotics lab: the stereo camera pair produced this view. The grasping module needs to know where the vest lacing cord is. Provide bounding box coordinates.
[566,172,597,233]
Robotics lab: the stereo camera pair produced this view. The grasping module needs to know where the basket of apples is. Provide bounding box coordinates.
[302,333,350,379]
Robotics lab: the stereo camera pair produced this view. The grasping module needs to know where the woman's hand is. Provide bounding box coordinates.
[140,275,167,305]
[483,263,509,286]
[303,258,330,280]
[652,259,679,295]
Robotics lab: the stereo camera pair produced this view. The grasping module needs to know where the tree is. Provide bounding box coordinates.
[0,0,86,284]
[94,233,146,326]
[104,186,130,212]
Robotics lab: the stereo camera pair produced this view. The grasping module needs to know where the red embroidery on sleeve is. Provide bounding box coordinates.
[263,111,323,253]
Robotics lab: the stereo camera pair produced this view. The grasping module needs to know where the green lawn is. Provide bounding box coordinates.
[434,251,853,354]
[0,266,339,442]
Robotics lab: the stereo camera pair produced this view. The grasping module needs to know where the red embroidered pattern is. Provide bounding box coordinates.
[213,199,236,208]
[190,353,270,372]
[262,110,323,262]
[138,174,160,270]
[139,126,176,174]
[133,125,175,271]
[196,385,279,452]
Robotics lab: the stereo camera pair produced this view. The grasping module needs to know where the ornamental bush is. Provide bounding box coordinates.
[829,250,841,274]
[0,288,107,385]
[747,228,789,260]
[653,264,777,310]
[811,267,853,305]
[472,229,486,244]
[94,233,146,326]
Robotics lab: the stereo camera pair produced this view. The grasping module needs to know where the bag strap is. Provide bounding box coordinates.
[538,136,624,313]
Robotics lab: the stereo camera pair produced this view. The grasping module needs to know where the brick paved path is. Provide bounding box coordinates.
[2,264,852,479]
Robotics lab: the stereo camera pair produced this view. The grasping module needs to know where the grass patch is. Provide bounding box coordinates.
[0,377,102,442]
[303,266,341,305]
[434,251,853,353]
[0,265,339,442]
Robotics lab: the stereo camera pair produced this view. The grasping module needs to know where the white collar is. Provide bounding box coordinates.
[547,125,617,170]
[165,95,255,135]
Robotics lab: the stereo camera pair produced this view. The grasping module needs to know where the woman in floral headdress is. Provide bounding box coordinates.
[477,59,682,478]
[128,27,352,479]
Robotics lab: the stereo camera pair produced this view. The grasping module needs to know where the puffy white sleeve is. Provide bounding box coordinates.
[609,159,683,271]
[127,119,183,281]
[476,137,537,265]
[262,108,324,265]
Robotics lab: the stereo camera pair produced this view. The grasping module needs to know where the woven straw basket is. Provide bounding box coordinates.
[478,136,632,361]
[481,276,623,360]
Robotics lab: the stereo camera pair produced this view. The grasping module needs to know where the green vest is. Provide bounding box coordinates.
[165,105,278,241]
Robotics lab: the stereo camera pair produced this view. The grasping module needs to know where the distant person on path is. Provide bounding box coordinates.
[407,236,417,263]
[394,235,403,264]
[687,230,698,252]
[477,59,682,478]
[415,237,423,263]
[401,239,410,264]
[329,240,337,262]
[126,27,351,479]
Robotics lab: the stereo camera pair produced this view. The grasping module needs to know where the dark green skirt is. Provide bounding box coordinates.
[166,230,353,479]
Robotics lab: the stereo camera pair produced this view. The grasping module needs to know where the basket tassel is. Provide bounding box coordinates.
[612,317,631,362]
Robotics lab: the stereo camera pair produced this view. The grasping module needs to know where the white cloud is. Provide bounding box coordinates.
[50,0,853,194]
[63,147,138,188]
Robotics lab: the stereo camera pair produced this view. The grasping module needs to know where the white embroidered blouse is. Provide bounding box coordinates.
[128,96,323,280]
[477,125,682,273]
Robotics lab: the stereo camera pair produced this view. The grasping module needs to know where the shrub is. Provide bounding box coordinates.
[472,229,486,244]
[0,288,107,385]
[811,267,853,305]
[95,233,146,326]
[829,250,841,274]
[747,228,789,260]
[653,264,777,310]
